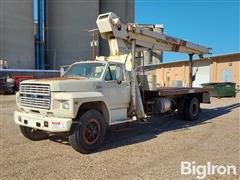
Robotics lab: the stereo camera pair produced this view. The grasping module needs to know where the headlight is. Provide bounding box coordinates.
[62,101,70,109]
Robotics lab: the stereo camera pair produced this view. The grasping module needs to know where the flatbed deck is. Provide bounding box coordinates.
[142,87,209,99]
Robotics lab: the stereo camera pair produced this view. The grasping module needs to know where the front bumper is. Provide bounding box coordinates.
[14,111,72,132]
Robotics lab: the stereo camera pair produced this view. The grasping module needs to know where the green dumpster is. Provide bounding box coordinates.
[201,82,236,97]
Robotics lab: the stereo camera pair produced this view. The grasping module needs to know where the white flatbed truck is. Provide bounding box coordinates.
[14,12,211,153]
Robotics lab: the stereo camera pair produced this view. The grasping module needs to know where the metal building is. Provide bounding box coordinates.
[153,53,240,88]
[0,0,35,69]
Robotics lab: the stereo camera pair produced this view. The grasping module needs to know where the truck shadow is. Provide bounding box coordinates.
[48,103,240,153]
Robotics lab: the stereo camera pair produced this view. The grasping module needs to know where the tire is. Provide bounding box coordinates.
[68,110,106,154]
[178,98,186,119]
[20,125,48,141]
[184,97,200,121]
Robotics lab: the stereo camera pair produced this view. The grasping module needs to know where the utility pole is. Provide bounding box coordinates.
[88,28,98,60]
[189,53,194,87]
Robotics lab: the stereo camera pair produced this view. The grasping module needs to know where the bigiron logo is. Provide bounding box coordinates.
[181,161,237,179]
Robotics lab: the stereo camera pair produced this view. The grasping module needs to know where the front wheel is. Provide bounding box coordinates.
[68,110,106,154]
[20,126,48,141]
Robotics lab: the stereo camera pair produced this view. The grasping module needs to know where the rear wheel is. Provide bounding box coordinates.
[184,97,200,121]
[68,110,106,154]
[20,126,48,141]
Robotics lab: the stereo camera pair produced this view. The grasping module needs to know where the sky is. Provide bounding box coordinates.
[34,0,239,62]
[135,0,239,61]
[34,0,37,20]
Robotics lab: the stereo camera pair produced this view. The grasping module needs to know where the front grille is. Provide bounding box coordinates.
[19,84,51,109]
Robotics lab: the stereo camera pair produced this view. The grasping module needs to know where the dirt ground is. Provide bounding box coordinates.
[0,95,239,179]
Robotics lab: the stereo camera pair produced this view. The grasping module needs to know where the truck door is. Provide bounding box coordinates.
[102,63,130,123]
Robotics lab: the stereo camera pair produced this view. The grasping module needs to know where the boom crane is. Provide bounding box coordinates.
[14,12,212,154]
[96,12,211,119]
[96,12,210,57]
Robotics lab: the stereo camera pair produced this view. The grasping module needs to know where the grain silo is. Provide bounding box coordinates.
[45,0,100,69]
[45,0,134,69]
[0,0,35,69]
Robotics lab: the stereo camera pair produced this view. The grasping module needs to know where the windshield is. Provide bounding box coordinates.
[64,62,106,78]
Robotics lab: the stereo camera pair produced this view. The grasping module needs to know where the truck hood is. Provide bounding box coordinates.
[21,77,101,92]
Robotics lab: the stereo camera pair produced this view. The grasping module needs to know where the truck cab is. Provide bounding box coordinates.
[14,60,132,153]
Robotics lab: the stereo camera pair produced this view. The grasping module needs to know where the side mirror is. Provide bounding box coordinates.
[116,66,123,84]
[60,67,65,77]
[60,65,70,77]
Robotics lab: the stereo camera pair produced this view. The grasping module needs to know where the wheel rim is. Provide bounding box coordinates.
[83,118,101,145]
[192,102,199,117]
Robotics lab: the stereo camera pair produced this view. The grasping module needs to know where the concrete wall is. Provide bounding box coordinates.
[0,0,35,69]
[155,53,240,88]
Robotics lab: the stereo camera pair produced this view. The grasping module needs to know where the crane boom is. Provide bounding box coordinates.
[97,12,211,56]
[96,12,211,120]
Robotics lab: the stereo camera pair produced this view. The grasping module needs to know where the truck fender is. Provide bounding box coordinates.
[68,92,110,124]
[53,92,110,123]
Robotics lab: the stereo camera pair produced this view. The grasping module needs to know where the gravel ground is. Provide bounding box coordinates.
[0,95,239,179]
